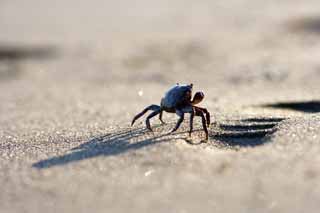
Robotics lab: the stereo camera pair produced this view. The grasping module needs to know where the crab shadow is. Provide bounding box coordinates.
[211,117,285,147]
[32,117,285,169]
[32,126,187,169]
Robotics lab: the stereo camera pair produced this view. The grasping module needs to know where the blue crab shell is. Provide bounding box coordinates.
[160,84,192,111]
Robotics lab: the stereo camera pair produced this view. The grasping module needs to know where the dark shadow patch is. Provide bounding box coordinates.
[184,138,207,145]
[212,117,283,148]
[0,45,58,61]
[241,117,285,123]
[219,123,276,131]
[0,44,58,80]
[32,127,188,169]
[288,16,320,34]
[261,101,320,113]
[215,129,275,139]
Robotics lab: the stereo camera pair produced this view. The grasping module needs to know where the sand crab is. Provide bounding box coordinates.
[131,83,210,140]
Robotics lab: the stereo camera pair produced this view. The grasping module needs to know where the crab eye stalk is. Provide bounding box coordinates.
[192,91,204,105]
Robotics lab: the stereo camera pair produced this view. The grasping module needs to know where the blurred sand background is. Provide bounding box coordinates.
[1,0,320,212]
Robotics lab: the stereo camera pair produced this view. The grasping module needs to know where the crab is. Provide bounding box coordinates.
[131,83,210,140]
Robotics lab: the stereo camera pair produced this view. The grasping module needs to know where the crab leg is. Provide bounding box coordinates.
[171,110,184,133]
[189,108,195,137]
[194,108,209,140]
[159,110,165,124]
[194,106,210,126]
[131,105,160,126]
[145,109,161,131]
[171,106,193,133]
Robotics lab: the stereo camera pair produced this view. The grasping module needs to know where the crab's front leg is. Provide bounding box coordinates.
[170,110,184,133]
[189,107,195,137]
[171,105,193,134]
[194,107,209,141]
[194,106,211,127]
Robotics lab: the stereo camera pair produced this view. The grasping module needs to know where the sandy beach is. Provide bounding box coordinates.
[1,0,320,212]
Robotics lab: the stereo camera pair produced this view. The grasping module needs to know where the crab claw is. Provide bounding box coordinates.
[192,91,204,105]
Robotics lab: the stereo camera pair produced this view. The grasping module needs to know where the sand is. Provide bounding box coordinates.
[1,0,320,212]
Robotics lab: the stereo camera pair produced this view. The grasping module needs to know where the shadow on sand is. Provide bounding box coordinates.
[0,44,58,80]
[287,16,320,34]
[32,126,187,169]
[33,117,285,169]
[211,117,284,147]
[0,44,57,61]
[260,101,320,113]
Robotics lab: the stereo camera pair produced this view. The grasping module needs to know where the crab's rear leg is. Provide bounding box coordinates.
[145,109,161,131]
[131,105,160,126]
